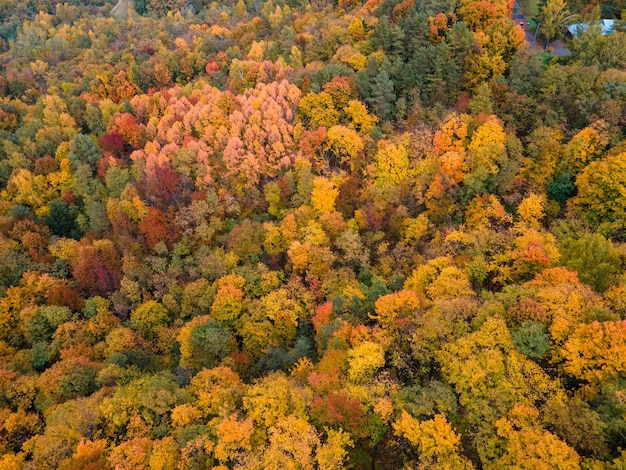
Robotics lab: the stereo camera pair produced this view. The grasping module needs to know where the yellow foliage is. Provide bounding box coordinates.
[261,415,320,470]
[49,238,80,263]
[299,92,340,129]
[288,240,310,273]
[316,428,353,469]
[572,152,626,226]
[6,169,48,208]
[375,139,409,187]
[243,373,307,428]
[324,125,364,170]
[493,404,581,470]
[348,341,385,383]
[403,213,430,242]
[344,100,377,133]
[217,273,246,290]
[561,320,626,390]
[394,411,460,455]
[426,266,474,300]
[148,437,179,470]
[372,290,421,329]
[214,413,254,463]
[302,221,330,247]
[247,41,264,61]
[311,177,338,215]
[332,45,367,71]
[465,115,507,175]
[517,193,545,228]
[171,404,203,428]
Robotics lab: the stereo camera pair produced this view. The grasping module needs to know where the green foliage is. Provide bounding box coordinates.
[559,233,621,292]
[44,200,82,239]
[512,321,550,359]
[0,0,626,467]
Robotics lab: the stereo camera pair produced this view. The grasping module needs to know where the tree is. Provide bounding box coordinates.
[572,152,626,229]
[190,366,245,417]
[129,300,169,340]
[394,411,474,469]
[460,0,508,32]
[299,92,340,129]
[368,71,395,121]
[561,320,626,392]
[138,206,182,249]
[322,126,363,171]
[372,290,421,330]
[437,317,560,462]
[243,373,305,429]
[538,0,572,46]
[44,199,82,239]
[68,134,102,170]
[178,316,236,370]
[493,404,581,469]
[72,241,122,297]
[311,177,338,215]
[214,413,254,464]
[348,341,385,383]
[463,115,508,194]
[259,415,320,470]
[375,140,410,188]
[559,233,621,292]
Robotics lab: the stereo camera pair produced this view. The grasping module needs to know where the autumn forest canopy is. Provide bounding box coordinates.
[0,0,625,467]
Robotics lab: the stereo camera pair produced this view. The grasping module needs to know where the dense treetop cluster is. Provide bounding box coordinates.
[0,0,626,468]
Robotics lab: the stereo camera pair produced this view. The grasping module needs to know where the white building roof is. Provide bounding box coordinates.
[567,19,615,37]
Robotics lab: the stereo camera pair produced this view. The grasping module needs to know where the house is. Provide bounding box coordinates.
[513,13,528,31]
[567,19,615,37]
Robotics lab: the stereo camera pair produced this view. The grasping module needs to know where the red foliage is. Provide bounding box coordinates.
[323,76,357,109]
[508,298,549,325]
[107,113,146,148]
[299,127,327,160]
[34,155,60,175]
[47,285,86,312]
[455,93,470,113]
[138,207,182,248]
[151,165,181,206]
[60,189,78,206]
[99,133,125,154]
[72,243,122,297]
[191,190,206,202]
[312,302,333,334]
[310,391,368,437]
[206,58,220,75]
[308,369,341,393]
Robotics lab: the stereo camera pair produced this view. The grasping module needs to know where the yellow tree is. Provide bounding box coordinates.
[374,139,410,188]
[311,177,339,215]
[394,411,474,469]
[463,115,508,194]
[298,92,340,129]
[560,320,626,393]
[258,415,320,470]
[372,290,421,330]
[437,317,561,461]
[492,404,581,470]
[322,125,364,171]
[214,413,255,464]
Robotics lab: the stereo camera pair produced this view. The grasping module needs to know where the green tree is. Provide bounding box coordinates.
[539,0,573,46]
[560,233,621,292]
[44,199,82,239]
